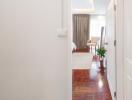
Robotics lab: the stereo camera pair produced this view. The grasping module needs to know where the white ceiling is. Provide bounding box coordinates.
[72,0,110,14]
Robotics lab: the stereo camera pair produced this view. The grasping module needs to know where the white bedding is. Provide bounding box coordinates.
[72,53,93,69]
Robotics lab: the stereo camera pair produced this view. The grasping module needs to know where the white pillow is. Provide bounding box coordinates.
[72,42,76,51]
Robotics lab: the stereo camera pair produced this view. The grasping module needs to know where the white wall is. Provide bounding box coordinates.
[116,0,124,99]
[90,15,105,38]
[124,0,132,100]
[105,0,116,99]
[0,0,68,100]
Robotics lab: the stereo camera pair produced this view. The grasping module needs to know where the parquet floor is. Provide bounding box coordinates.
[72,56,112,100]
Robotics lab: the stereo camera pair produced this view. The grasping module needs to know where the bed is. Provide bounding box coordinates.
[72,53,93,69]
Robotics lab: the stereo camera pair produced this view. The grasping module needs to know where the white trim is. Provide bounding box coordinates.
[67,0,72,99]
[108,74,115,100]
[116,0,124,99]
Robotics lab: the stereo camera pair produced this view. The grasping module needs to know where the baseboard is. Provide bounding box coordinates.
[107,75,115,100]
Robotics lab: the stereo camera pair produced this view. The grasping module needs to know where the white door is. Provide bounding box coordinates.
[106,0,116,99]
[0,0,68,100]
[124,0,132,100]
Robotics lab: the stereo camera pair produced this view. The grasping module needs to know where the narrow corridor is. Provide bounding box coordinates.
[72,56,112,100]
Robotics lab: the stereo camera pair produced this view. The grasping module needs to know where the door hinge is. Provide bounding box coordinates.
[114,40,117,46]
[114,91,117,98]
[114,5,117,11]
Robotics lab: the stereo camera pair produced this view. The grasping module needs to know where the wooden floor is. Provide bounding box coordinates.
[73,47,90,53]
[72,56,112,100]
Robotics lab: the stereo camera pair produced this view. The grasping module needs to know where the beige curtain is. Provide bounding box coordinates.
[73,14,90,49]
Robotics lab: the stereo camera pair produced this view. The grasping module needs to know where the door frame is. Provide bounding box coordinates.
[116,0,124,100]
[67,0,72,100]
[67,0,125,100]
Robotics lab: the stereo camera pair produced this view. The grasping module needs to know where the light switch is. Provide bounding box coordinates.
[57,28,67,38]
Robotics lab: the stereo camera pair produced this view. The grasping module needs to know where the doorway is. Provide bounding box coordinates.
[68,0,117,100]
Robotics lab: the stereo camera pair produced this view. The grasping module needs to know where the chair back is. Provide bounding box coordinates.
[91,37,100,43]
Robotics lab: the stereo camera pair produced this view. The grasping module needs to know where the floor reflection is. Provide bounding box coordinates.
[72,56,112,100]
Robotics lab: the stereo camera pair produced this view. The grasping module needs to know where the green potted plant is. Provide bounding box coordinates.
[96,47,106,71]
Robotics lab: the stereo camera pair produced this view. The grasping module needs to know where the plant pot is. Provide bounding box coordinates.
[100,59,105,72]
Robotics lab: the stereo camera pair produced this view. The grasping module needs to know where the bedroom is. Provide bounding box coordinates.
[72,0,106,69]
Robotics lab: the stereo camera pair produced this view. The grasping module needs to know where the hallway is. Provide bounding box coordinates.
[72,56,112,100]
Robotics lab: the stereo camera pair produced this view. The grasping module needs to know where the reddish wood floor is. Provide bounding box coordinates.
[72,56,112,100]
[73,47,90,53]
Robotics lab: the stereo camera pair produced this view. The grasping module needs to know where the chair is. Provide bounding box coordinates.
[87,37,100,54]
